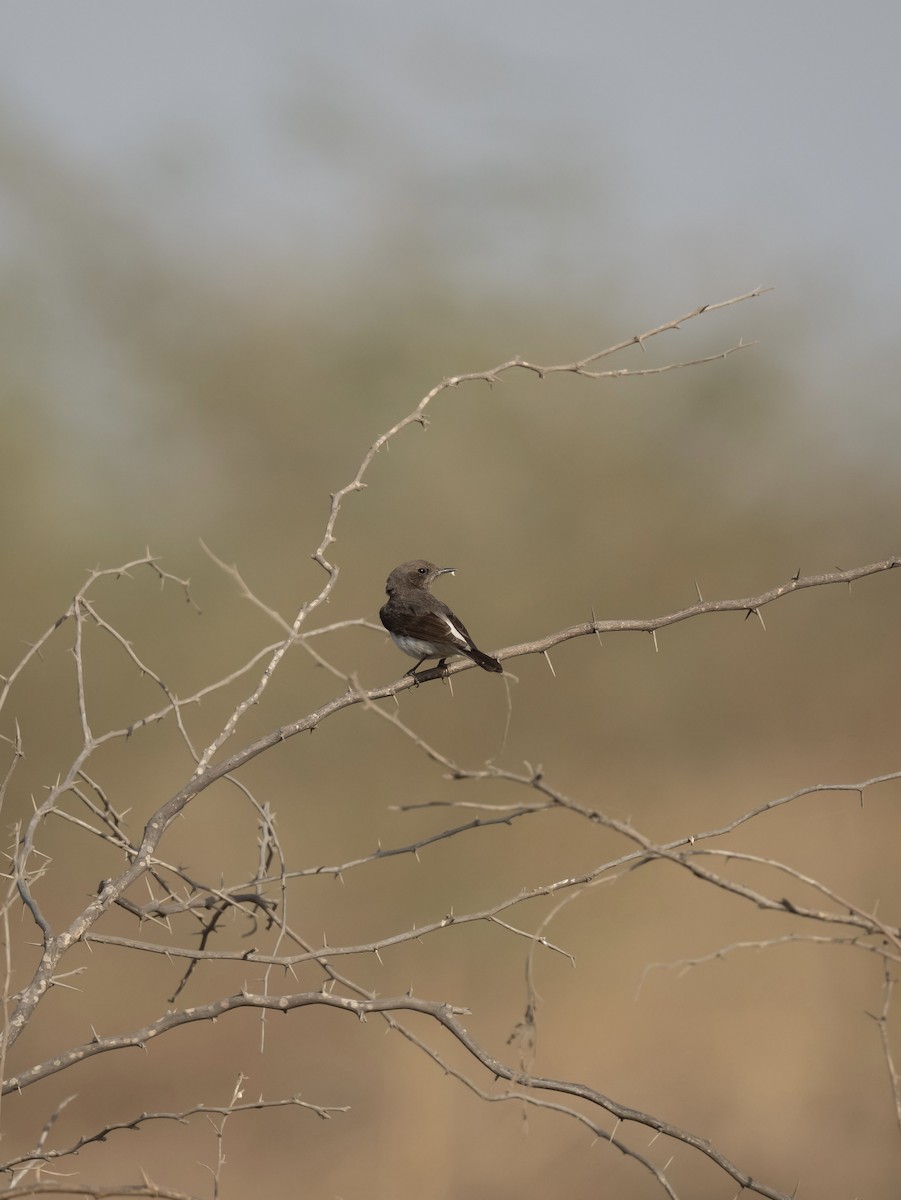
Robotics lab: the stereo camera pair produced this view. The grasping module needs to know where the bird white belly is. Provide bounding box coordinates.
[391,634,444,660]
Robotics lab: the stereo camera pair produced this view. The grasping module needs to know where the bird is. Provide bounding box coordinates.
[380,560,503,678]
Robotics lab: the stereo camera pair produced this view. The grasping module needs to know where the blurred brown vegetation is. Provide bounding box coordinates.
[2,114,901,1200]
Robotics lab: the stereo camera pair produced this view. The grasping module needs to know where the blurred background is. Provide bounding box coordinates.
[2,3,901,1197]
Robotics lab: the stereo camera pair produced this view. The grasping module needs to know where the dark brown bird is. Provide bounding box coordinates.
[380,560,502,678]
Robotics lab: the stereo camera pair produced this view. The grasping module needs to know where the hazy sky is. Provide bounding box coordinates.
[2,2,900,352]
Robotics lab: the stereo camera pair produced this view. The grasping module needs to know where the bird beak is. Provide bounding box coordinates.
[437,566,456,577]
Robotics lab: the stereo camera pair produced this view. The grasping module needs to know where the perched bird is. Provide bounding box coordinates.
[380,560,503,678]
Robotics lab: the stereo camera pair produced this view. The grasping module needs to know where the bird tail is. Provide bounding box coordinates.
[467,647,503,673]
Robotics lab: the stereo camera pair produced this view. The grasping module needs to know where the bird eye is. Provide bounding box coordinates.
[418,566,429,574]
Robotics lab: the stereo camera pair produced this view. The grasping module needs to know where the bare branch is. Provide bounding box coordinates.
[0,1184,201,1200]
[5,289,897,1198]
[191,288,770,773]
[3,991,470,1094]
[428,1006,794,1200]
[872,960,901,1138]
[3,1094,347,1175]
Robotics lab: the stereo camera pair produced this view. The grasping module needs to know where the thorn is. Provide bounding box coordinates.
[694,579,703,602]
[590,606,602,646]
[542,650,556,678]
[651,629,659,654]
[755,608,767,631]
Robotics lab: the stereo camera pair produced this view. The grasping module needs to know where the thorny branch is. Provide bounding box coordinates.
[7,554,898,1059]
[2,288,898,1198]
[1,289,772,1047]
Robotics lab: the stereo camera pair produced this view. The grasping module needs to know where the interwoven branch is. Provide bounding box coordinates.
[5,287,894,1199]
[4,555,898,1059]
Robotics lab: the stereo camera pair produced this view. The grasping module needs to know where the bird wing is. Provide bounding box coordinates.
[380,598,475,651]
